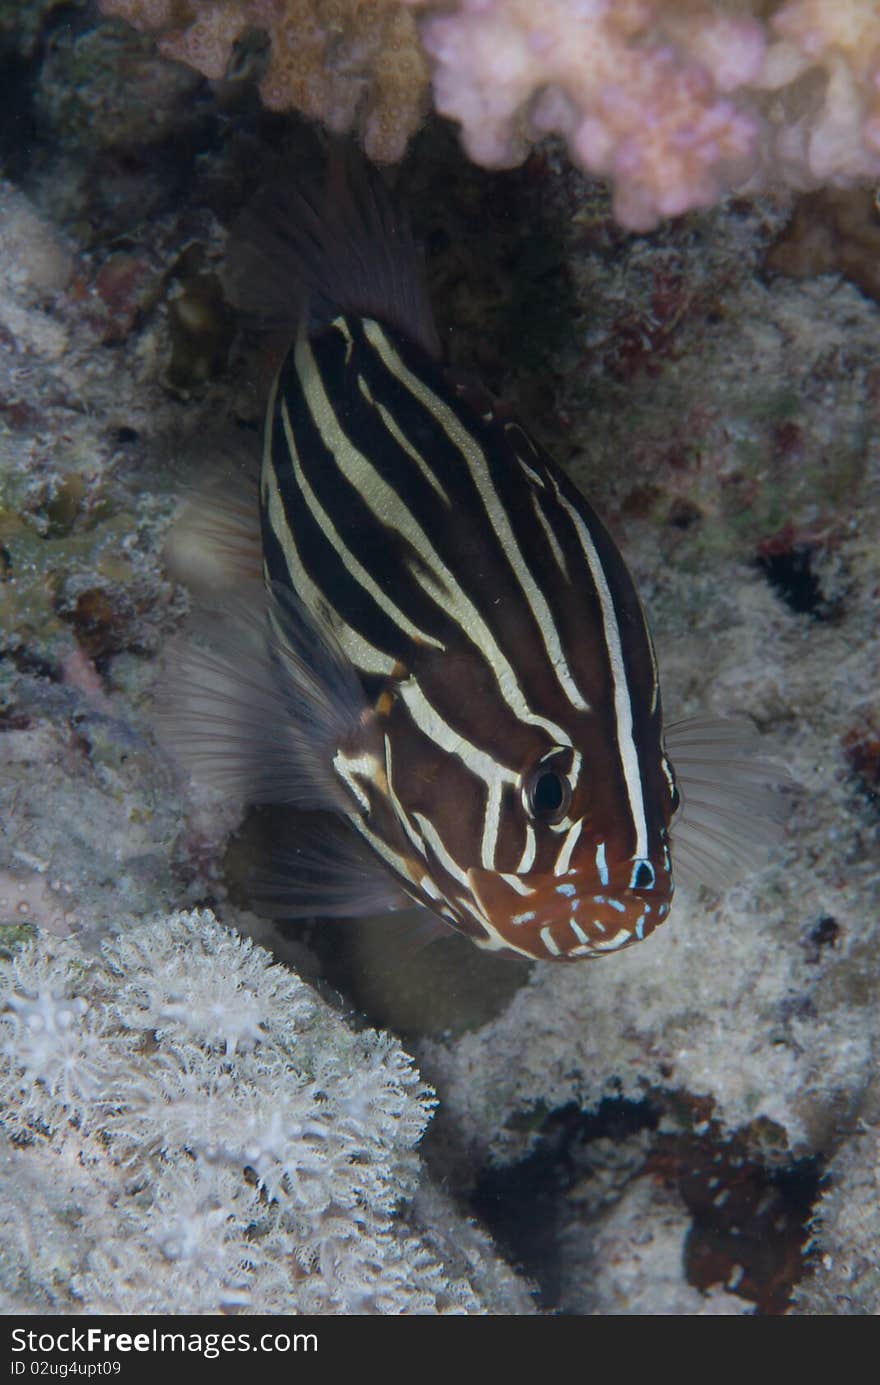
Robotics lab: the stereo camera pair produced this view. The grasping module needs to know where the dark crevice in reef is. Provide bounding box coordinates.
[471,1097,823,1315]
[755,530,843,621]
[757,544,828,617]
[0,51,39,181]
[472,1098,659,1311]
[0,4,87,181]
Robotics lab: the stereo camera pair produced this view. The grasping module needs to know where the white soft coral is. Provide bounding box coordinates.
[0,910,478,1313]
[0,949,111,1129]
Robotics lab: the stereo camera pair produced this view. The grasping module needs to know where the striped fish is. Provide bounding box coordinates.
[163,152,784,962]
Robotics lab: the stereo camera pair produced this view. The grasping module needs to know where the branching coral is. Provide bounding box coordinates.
[404,0,880,229]
[99,0,429,163]
[0,910,506,1313]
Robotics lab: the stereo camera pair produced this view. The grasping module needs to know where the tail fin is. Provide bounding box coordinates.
[223,141,440,359]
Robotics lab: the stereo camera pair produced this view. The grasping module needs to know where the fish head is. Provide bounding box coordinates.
[467,851,674,960]
[464,741,677,961]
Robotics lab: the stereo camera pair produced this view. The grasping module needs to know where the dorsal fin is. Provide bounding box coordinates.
[223,141,441,360]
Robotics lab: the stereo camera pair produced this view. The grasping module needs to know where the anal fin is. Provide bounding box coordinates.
[248,810,414,920]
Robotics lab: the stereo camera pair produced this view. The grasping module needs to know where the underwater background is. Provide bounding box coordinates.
[1,0,879,1314]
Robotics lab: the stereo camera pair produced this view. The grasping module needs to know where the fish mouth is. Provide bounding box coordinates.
[467,866,673,961]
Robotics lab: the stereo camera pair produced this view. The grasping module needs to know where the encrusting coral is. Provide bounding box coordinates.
[101,0,880,227]
[99,0,429,164]
[0,910,523,1313]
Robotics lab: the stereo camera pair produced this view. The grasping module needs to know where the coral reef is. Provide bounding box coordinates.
[98,0,429,163]
[0,911,531,1312]
[1,22,879,1309]
[0,172,236,944]
[0,0,77,59]
[559,1175,748,1315]
[405,0,880,228]
[790,1076,880,1314]
[94,0,880,229]
[35,21,203,153]
[765,187,880,306]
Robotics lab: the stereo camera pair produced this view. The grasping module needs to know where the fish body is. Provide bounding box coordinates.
[260,279,676,960]
[164,154,783,962]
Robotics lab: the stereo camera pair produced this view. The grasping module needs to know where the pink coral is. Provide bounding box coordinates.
[101,0,880,228]
[404,0,880,229]
[761,0,880,180]
[100,0,429,163]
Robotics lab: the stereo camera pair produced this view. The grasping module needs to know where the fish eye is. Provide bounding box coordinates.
[525,763,572,823]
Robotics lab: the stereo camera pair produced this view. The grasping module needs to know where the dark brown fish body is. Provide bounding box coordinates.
[260,305,676,958]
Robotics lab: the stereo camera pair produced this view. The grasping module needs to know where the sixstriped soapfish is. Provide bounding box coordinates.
[164,153,783,962]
